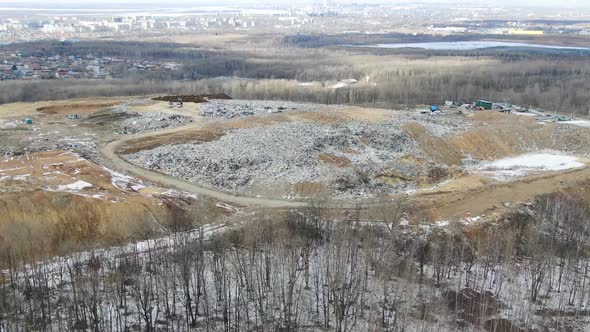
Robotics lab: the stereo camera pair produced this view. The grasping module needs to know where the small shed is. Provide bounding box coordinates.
[475,100,493,110]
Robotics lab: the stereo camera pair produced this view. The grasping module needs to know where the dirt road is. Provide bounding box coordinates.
[100,111,314,208]
[100,107,590,219]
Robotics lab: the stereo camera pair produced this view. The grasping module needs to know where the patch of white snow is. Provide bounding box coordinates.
[57,180,93,191]
[477,152,585,180]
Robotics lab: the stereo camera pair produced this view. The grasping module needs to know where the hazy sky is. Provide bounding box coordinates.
[0,0,582,4]
[0,0,587,9]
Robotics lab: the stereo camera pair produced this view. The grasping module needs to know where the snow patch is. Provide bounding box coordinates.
[102,166,145,191]
[57,180,93,191]
[559,120,590,128]
[477,152,585,180]
[512,112,537,117]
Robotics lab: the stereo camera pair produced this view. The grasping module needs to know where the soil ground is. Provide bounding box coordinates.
[2,95,590,258]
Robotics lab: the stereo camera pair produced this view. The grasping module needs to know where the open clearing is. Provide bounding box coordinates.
[2,95,590,254]
[122,100,590,206]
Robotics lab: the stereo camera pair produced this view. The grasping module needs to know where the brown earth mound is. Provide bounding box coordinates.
[37,102,119,115]
[152,94,232,103]
[116,127,225,155]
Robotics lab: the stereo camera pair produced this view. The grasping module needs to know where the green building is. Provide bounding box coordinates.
[475,100,493,110]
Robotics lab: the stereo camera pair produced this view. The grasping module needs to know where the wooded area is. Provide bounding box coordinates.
[2,192,590,331]
[1,39,589,114]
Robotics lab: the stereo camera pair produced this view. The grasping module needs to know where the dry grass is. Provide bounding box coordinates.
[402,122,464,165]
[36,102,120,115]
[0,150,233,263]
[0,191,165,257]
[403,112,590,166]
[0,97,130,119]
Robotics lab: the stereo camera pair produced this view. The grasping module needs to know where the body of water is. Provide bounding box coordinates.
[358,41,590,51]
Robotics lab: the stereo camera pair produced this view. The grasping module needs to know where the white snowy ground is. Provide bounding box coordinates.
[56,180,93,191]
[2,222,228,287]
[559,120,590,128]
[476,152,585,180]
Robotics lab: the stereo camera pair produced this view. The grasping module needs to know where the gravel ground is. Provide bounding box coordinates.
[200,99,332,119]
[397,111,469,137]
[117,111,192,134]
[81,105,192,135]
[125,110,471,198]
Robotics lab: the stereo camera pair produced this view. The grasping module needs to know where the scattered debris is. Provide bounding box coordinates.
[152,93,232,103]
[200,99,327,119]
[126,111,471,198]
[117,112,191,134]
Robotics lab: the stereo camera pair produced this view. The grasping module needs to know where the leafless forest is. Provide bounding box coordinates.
[1,39,589,114]
[2,192,590,331]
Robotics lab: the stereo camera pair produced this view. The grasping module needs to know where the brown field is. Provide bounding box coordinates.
[0,150,231,261]
[36,101,120,115]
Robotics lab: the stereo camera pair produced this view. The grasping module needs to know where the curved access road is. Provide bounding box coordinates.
[100,106,590,216]
[101,120,314,208]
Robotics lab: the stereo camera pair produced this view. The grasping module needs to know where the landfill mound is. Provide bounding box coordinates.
[125,113,469,198]
[120,99,590,200]
[82,106,191,134]
[201,99,331,119]
[152,93,232,103]
[117,112,192,134]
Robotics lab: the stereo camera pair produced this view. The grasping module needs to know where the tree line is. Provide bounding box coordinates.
[1,38,589,114]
